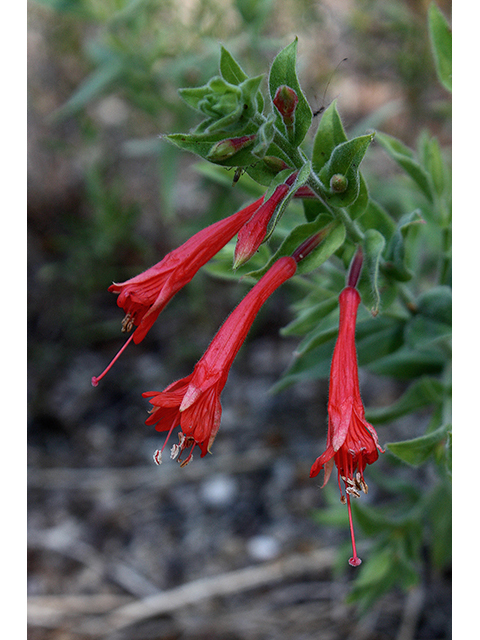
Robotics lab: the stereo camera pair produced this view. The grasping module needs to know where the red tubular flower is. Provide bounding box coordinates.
[143,256,297,466]
[233,172,297,269]
[310,281,384,567]
[92,197,264,385]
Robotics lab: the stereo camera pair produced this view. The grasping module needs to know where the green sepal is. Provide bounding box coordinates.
[428,2,452,92]
[318,133,375,207]
[386,423,450,467]
[382,209,424,281]
[268,38,312,147]
[311,99,348,173]
[363,228,386,315]
[376,132,434,202]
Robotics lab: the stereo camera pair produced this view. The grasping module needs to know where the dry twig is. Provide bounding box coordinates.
[76,547,335,636]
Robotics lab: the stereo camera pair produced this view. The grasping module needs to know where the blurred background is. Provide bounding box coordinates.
[27,0,451,638]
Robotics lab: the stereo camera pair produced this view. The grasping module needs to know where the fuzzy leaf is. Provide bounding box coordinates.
[166,131,259,166]
[428,2,452,92]
[365,377,444,424]
[347,172,369,219]
[268,38,312,146]
[405,316,451,350]
[318,133,375,207]
[417,285,452,325]
[387,424,449,466]
[280,296,338,336]
[360,199,397,242]
[417,133,448,197]
[312,99,348,173]
[377,133,434,202]
[219,46,249,84]
[363,228,386,315]
[367,346,445,379]
[248,214,345,279]
[383,210,424,282]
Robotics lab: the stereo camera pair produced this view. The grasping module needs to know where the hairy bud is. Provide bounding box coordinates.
[273,85,299,126]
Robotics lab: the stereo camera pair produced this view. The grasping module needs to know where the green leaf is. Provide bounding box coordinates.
[166,129,267,167]
[416,285,452,325]
[366,346,445,379]
[268,38,313,146]
[355,317,405,365]
[428,2,452,92]
[312,99,348,173]
[382,210,425,282]
[302,198,331,222]
[417,132,448,197]
[387,424,449,466]
[262,162,312,243]
[425,481,452,569]
[360,199,397,242]
[271,339,334,393]
[346,172,369,219]
[178,73,264,135]
[54,58,124,119]
[365,377,444,424]
[363,229,386,315]
[248,215,346,279]
[219,46,249,85]
[295,325,339,358]
[300,314,402,361]
[377,133,434,202]
[404,315,451,350]
[280,296,338,336]
[350,548,395,588]
[351,501,399,537]
[318,133,375,207]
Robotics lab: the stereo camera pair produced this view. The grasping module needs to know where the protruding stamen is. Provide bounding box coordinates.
[153,450,162,465]
[122,313,135,333]
[346,486,361,498]
[346,493,362,567]
[179,452,194,468]
[91,333,135,386]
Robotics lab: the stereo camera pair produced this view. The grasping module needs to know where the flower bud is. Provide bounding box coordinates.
[207,135,256,162]
[273,85,299,126]
[330,173,348,193]
[263,156,291,173]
